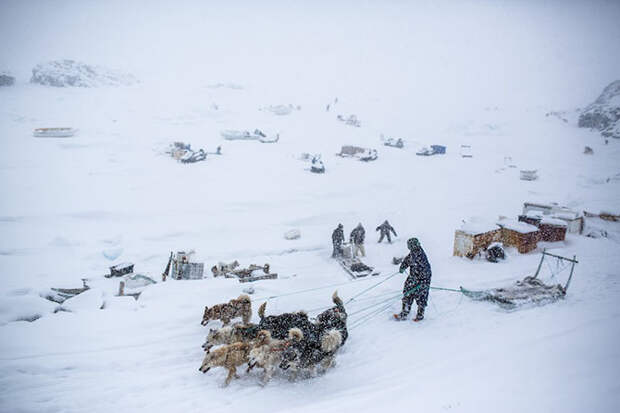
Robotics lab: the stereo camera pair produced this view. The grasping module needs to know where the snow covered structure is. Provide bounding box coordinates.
[30,60,138,87]
[497,218,540,254]
[108,262,134,278]
[519,214,567,242]
[522,202,584,234]
[453,219,501,258]
[0,71,15,86]
[578,80,620,139]
[33,127,77,137]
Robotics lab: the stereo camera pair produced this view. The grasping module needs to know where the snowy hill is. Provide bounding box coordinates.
[1,1,620,412]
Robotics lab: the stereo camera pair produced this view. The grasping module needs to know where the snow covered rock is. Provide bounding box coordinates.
[30,60,138,87]
[0,71,15,86]
[578,80,620,139]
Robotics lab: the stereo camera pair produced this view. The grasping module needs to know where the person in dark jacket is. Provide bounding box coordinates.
[350,223,366,257]
[394,237,432,322]
[332,224,345,258]
[376,220,397,243]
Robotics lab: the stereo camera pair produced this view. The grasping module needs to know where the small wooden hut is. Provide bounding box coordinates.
[538,217,567,242]
[497,219,539,254]
[453,219,501,259]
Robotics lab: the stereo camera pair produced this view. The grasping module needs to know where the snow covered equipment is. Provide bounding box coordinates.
[235,264,278,283]
[462,250,577,310]
[460,144,473,158]
[33,127,77,137]
[383,137,404,148]
[339,245,379,278]
[337,146,378,162]
[46,279,90,303]
[520,169,538,181]
[359,149,378,162]
[416,145,446,156]
[221,129,278,142]
[211,260,240,277]
[337,145,365,157]
[337,114,361,127]
[180,149,206,163]
[164,251,204,280]
[107,262,134,278]
[167,142,207,164]
[284,229,301,240]
[212,261,277,282]
[310,156,325,173]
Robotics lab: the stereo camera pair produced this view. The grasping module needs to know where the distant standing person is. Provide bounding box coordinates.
[350,223,366,257]
[332,224,345,258]
[376,220,397,243]
[394,238,432,322]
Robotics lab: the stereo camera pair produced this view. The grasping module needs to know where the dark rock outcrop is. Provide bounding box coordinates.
[578,80,620,139]
[30,60,137,87]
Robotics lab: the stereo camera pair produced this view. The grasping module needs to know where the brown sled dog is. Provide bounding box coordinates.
[201,294,252,326]
[199,341,252,386]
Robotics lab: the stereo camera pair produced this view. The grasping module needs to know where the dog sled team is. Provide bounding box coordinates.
[199,291,348,386]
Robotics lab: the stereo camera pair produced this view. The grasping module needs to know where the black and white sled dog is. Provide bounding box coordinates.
[257,291,348,345]
[279,328,343,376]
[277,291,348,376]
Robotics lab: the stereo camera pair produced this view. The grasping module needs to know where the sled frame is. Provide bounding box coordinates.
[533,249,578,291]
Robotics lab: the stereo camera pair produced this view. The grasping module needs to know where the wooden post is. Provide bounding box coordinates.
[534,248,546,278]
[564,255,577,291]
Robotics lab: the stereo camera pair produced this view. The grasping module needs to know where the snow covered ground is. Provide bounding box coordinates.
[1,1,619,412]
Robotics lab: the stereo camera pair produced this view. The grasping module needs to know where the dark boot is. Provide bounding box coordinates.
[393,312,408,321]
[413,306,425,322]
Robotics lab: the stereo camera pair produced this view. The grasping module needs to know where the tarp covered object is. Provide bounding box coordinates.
[461,276,566,310]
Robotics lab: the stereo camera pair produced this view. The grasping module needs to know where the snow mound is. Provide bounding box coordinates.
[30,60,138,87]
[0,290,59,324]
[61,288,105,312]
[578,80,620,139]
[0,71,15,87]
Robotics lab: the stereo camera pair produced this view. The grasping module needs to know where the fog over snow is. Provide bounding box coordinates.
[1,1,619,412]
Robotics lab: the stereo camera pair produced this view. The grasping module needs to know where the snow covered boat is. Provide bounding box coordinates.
[383,138,404,148]
[33,127,77,137]
[221,129,278,142]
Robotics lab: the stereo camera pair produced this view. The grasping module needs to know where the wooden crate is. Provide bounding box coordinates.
[538,218,567,242]
[453,227,501,259]
[497,220,539,254]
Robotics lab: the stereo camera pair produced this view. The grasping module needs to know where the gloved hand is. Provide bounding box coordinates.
[399,268,405,274]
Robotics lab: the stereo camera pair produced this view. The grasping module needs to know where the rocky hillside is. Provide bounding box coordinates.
[579,80,620,139]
